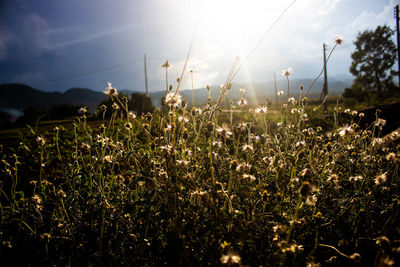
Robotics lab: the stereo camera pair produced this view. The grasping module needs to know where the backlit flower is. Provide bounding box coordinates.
[161,60,171,68]
[104,82,118,96]
[374,172,387,185]
[78,106,88,114]
[282,67,292,77]
[334,35,344,45]
[255,105,268,114]
[238,97,248,107]
[220,252,241,265]
[165,92,182,107]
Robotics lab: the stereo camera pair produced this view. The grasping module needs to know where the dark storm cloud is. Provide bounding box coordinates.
[0,0,60,84]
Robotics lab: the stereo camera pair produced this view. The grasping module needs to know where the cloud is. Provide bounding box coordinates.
[0,37,6,60]
[13,71,46,84]
[0,10,55,62]
[317,0,344,15]
[50,24,139,49]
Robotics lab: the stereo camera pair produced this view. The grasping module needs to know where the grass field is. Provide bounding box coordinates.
[0,91,399,266]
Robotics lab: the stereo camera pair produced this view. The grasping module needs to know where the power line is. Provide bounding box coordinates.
[32,57,144,85]
[230,0,298,82]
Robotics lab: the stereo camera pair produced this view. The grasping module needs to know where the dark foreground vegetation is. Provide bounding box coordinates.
[0,89,399,266]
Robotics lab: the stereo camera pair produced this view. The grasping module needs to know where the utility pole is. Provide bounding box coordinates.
[144,54,149,96]
[395,5,400,86]
[321,43,328,113]
[273,72,278,105]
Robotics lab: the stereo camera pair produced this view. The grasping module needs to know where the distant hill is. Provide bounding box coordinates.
[0,77,353,115]
[0,83,107,113]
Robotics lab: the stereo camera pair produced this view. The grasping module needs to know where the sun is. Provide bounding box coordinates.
[193,0,284,53]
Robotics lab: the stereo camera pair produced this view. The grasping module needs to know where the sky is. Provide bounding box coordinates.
[0,0,399,93]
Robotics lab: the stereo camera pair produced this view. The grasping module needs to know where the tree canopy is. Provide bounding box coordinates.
[344,25,398,103]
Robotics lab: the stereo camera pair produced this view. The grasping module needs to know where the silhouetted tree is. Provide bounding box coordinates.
[14,107,48,127]
[98,92,154,118]
[346,25,398,103]
[129,92,154,115]
[0,111,13,129]
[49,104,83,120]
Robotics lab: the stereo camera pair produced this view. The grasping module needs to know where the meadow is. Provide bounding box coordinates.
[0,81,399,266]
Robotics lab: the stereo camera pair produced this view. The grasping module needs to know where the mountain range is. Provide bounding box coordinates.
[0,77,353,117]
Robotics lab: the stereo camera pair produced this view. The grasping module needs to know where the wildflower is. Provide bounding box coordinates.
[306,262,321,267]
[220,252,241,265]
[374,172,387,185]
[242,144,254,152]
[104,82,118,96]
[277,90,284,96]
[375,118,386,128]
[128,112,136,120]
[238,162,251,172]
[386,152,396,161]
[213,141,222,148]
[314,211,323,219]
[350,253,361,263]
[36,136,46,146]
[221,241,231,249]
[242,173,256,181]
[282,67,292,77]
[349,175,363,182]
[283,243,304,254]
[164,124,172,132]
[78,106,88,114]
[334,35,344,45]
[99,104,107,112]
[378,256,394,266]
[239,88,246,94]
[237,122,248,131]
[359,112,365,118]
[176,160,189,166]
[104,155,113,163]
[295,141,306,147]
[57,189,66,199]
[372,138,384,147]
[178,115,189,123]
[125,122,132,130]
[230,160,239,171]
[165,92,182,107]
[216,124,232,138]
[112,102,120,110]
[32,194,42,205]
[161,60,170,69]
[327,173,339,186]
[288,97,296,105]
[376,236,391,247]
[80,142,91,152]
[237,97,248,107]
[273,224,288,235]
[338,125,354,137]
[225,82,233,91]
[255,105,268,114]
